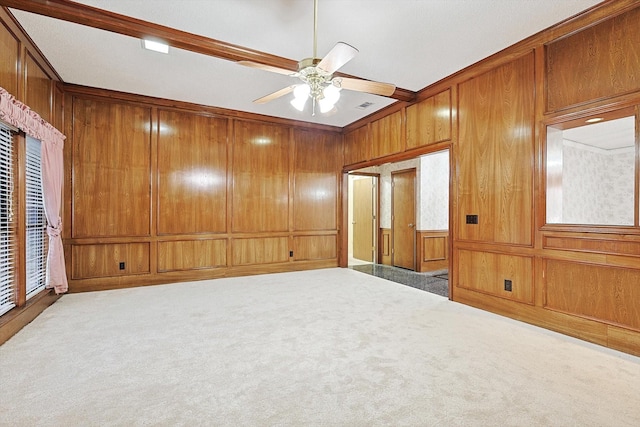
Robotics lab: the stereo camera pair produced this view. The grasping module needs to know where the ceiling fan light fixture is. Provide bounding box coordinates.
[293,83,311,100]
[291,84,310,111]
[291,96,307,112]
[318,84,341,113]
[323,83,341,104]
[238,0,395,117]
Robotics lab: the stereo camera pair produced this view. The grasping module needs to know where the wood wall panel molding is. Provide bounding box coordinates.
[546,6,640,112]
[293,129,341,231]
[232,237,289,266]
[71,243,150,279]
[24,52,52,122]
[379,228,392,265]
[456,249,533,304]
[62,84,342,133]
[293,235,337,261]
[157,239,227,272]
[157,110,228,235]
[543,236,640,258]
[457,52,535,246]
[545,259,640,332]
[343,125,369,166]
[406,89,451,149]
[371,110,404,159]
[232,121,289,233]
[416,231,449,272]
[71,96,152,238]
[0,18,18,95]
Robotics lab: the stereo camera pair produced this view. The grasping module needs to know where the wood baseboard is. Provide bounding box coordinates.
[0,289,61,346]
[453,286,640,357]
[67,260,339,293]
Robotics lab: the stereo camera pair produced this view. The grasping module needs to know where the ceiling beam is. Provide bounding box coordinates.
[2,0,416,102]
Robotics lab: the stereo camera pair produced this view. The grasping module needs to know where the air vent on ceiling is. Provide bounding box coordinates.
[356,102,374,110]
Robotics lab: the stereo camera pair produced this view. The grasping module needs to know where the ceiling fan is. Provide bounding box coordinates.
[238,0,396,115]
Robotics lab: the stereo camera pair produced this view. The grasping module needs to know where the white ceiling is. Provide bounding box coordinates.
[10,0,603,128]
[563,116,636,152]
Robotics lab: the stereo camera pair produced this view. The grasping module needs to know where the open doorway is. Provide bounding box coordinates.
[347,174,378,266]
[346,150,450,296]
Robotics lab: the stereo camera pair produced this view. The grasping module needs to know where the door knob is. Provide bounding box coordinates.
[408,223,414,228]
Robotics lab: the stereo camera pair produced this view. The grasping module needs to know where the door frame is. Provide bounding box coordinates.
[391,168,416,270]
[344,172,380,265]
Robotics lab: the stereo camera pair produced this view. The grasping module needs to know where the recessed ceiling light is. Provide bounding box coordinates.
[586,117,603,123]
[142,39,169,54]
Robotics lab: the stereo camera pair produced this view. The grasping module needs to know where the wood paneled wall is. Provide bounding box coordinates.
[0,8,62,344]
[341,1,640,356]
[158,111,228,235]
[63,89,343,292]
[546,6,640,112]
[457,52,534,246]
[416,230,448,272]
[379,228,392,265]
[406,89,451,150]
[71,99,151,238]
[0,9,58,120]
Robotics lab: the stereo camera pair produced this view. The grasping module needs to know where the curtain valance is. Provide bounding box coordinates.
[0,86,68,294]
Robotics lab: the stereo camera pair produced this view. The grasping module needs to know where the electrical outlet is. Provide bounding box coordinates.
[466,214,478,224]
[289,250,293,257]
[119,262,125,270]
[504,279,512,292]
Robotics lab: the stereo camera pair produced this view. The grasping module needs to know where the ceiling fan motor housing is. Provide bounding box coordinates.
[297,57,333,99]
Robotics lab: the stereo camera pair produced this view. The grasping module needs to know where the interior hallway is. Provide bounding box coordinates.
[351,264,449,298]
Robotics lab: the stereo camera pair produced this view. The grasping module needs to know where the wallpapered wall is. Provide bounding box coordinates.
[358,150,449,230]
[420,150,449,230]
[562,142,634,225]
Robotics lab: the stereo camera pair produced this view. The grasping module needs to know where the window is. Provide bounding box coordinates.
[26,136,46,299]
[0,127,48,318]
[0,124,15,316]
[546,108,638,227]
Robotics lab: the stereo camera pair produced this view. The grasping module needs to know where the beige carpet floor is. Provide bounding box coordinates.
[1,268,639,426]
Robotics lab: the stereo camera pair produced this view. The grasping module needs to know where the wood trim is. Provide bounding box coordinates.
[67,259,338,293]
[342,140,452,172]
[0,289,60,345]
[14,132,25,307]
[0,6,61,82]
[339,172,349,267]
[416,230,449,272]
[453,285,640,357]
[0,1,414,102]
[63,83,342,133]
[379,228,392,265]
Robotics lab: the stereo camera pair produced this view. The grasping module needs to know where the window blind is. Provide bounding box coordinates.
[26,136,46,299]
[0,124,15,316]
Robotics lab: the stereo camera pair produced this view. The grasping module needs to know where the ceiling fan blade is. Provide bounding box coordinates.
[334,77,396,97]
[238,60,297,76]
[316,42,359,74]
[254,85,297,104]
